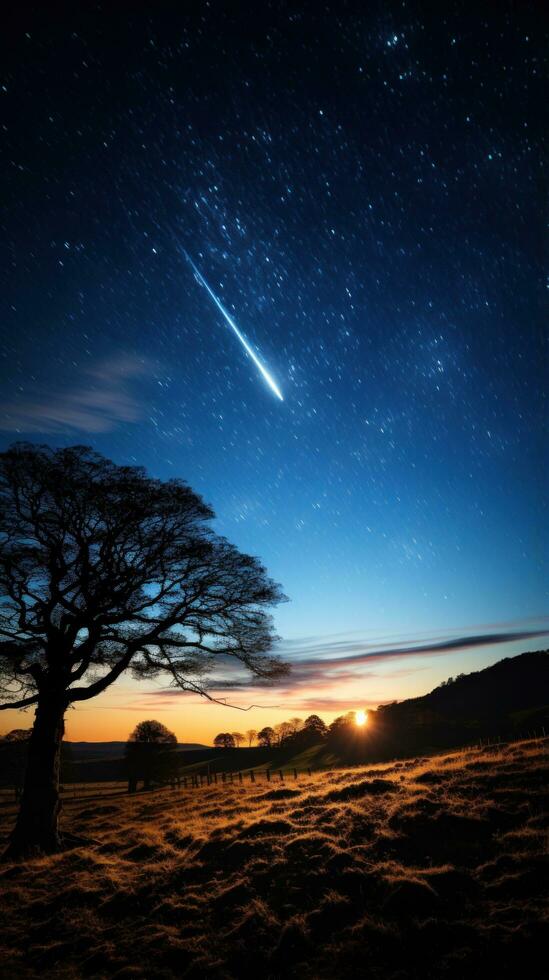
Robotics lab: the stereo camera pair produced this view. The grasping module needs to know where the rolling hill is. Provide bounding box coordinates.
[1,736,547,978]
[371,649,549,752]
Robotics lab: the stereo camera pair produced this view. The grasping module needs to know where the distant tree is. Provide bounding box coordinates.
[257,726,275,748]
[288,717,303,734]
[231,732,244,747]
[377,701,398,712]
[289,713,328,749]
[2,729,31,742]
[327,711,370,759]
[245,729,257,747]
[214,732,236,749]
[125,720,177,793]
[327,714,353,742]
[275,721,293,744]
[303,714,328,738]
[0,443,287,858]
[439,677,455,688]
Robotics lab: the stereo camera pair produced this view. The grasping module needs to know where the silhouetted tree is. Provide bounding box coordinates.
[257,726,275,748]
[287,713,328,749]
[0,443,287,858]
[303,714,328,738]
[326,711,374,760]
[275,721,293,744]
[327,713,355,746]
[245,728,257,747]
[2,729,30,741]
[125,720,177,793]
[214,732,236,749]
[231,732,244,747]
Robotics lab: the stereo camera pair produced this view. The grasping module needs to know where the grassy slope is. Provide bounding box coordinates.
[1,739,548,979]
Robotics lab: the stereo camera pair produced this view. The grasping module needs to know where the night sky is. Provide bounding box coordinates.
[1,3,546,738]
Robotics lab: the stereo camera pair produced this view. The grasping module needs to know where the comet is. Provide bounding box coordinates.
[184,251,284,401]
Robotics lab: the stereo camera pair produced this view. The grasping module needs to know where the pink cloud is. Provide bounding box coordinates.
[136,621,549,711]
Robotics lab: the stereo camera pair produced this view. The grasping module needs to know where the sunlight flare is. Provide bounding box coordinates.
[355,709,367,726]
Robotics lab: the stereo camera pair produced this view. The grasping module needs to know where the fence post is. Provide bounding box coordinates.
[230,772,234,783]
[238,771,243,783]
[214,772,217,784]
[266,769,271,781]
[293,768,298,780]
[250,770,255,783]
[308,768,312,776]
[279,769,284,781]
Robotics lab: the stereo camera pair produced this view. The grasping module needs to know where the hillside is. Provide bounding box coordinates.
[3,652,547,791]
[369,650,549,756]
[387,649,549,722]
[1,737,547,978]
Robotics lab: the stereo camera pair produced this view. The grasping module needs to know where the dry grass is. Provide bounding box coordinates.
[1,739,548,978]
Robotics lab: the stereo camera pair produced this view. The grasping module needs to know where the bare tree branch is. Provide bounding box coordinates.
[0,694,39,711]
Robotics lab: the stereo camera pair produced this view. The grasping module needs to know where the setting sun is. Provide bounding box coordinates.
[355,710,367,726]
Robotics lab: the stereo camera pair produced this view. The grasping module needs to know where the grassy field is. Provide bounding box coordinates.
[1,738,547,979]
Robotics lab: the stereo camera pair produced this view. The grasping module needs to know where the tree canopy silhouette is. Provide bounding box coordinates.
[0,443,287,857]
[257,725,275,747]
[213,732,236,749]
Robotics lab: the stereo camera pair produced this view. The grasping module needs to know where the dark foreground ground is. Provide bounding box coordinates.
[1,738,548,979]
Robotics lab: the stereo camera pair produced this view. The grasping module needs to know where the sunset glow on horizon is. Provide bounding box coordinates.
[2,626,546,744]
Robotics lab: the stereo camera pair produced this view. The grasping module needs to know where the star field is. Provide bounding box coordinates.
[1,2,546,654]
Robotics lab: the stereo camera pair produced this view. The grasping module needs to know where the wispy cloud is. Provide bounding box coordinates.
[272,626,549,672]
[136,621,549,713]
[0,354,151,434]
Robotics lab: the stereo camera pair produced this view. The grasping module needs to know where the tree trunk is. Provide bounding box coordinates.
[4,693,67,859]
